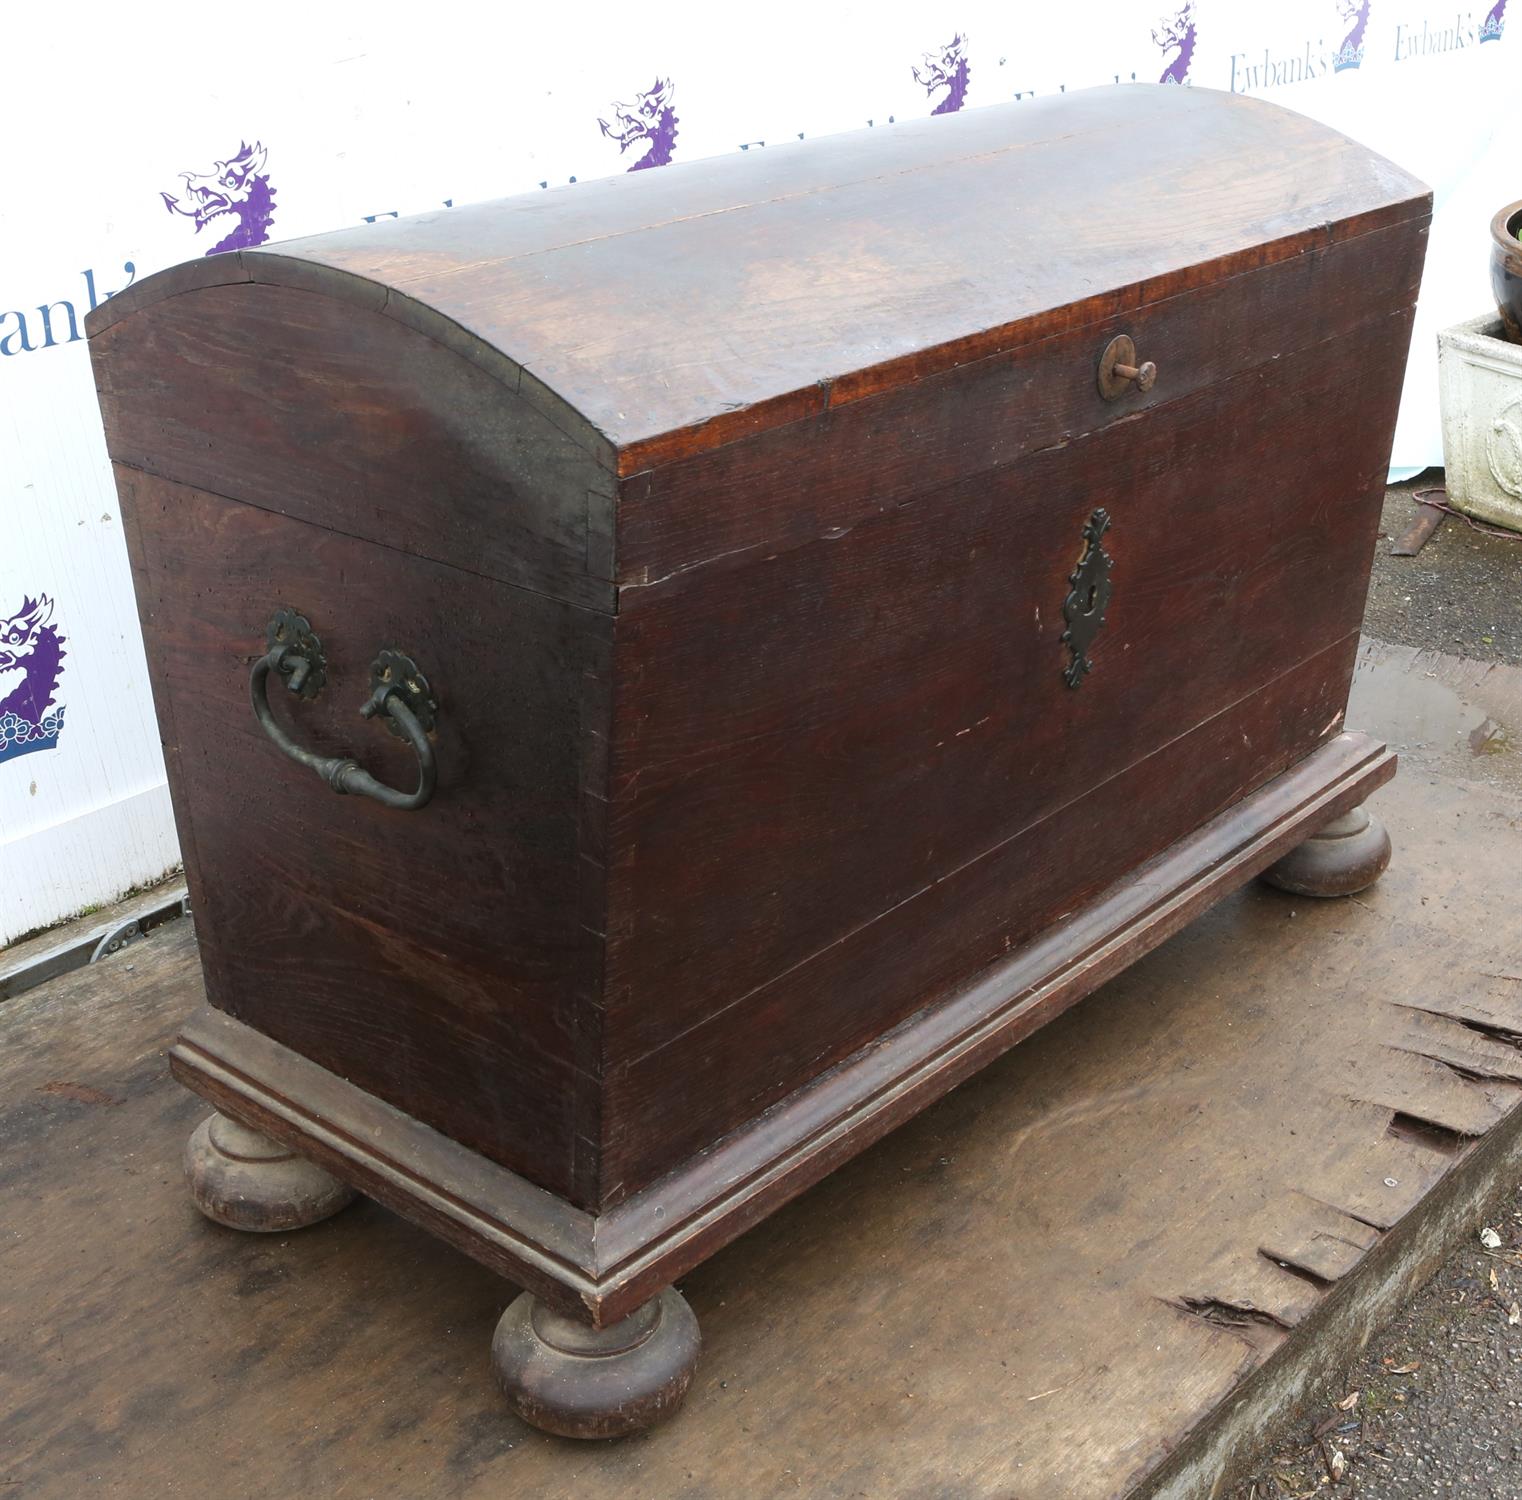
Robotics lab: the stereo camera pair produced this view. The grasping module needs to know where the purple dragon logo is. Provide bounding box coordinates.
[599,78,679,171]
[913,34,971,115]
[1480,0,1507,40]
[0,595,67,766]
[1154,3,1197,84]
[161,141,276,256]
[1333,0,1372,69]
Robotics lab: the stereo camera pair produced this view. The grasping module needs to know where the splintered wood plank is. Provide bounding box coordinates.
[1388,1005,1522,1083]
[1260,1195,1383,1284]
[2,695,1521,1498]
[1398,992,1522,1038]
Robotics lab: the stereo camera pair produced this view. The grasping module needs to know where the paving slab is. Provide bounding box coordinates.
[1,643,1519,1500]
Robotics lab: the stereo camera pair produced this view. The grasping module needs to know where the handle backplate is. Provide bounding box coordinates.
[264,607,327,699]
[366,648,438,740]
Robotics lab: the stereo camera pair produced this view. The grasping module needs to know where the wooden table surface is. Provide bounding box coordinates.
[3,643,1520,1500]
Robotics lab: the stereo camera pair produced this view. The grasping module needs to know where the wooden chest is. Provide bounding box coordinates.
[89,84,1428,1438]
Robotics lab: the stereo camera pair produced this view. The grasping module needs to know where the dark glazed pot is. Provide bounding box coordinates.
[1494,199,1522,344]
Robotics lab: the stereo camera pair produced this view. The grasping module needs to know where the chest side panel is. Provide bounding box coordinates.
[91,279,615,611]
[96,286,617,1207]
[120,471,610,1202]
[600,232,1422,1198]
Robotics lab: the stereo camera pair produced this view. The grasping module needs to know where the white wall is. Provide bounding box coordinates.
[1,0,1515,942]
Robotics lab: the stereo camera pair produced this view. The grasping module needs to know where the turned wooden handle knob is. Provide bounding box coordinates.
[1113,359,1157,391]
[1097,335,1158,400]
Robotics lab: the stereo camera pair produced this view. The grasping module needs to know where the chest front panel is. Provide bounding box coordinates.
[600,262,1417,1195]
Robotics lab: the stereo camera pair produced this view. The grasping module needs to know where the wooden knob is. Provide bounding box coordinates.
[1097,335,1158,400]
[1114,360,1157,392]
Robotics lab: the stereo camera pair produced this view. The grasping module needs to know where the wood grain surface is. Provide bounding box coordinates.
[117,468,612,1204]
[609,217,1427,588]
[4,670,1520,1498]
[599,308,1414,1196]
[599,659,1380,1199]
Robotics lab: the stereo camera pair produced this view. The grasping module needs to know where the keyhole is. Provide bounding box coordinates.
[1086,584,1098,613]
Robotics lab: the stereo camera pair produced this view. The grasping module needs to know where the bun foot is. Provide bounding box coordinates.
[492,1288,701,1440]
[185,1111,358,1232]
[1260,805,1392,898]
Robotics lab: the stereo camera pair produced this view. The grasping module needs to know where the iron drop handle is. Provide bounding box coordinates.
[249,608,438,812]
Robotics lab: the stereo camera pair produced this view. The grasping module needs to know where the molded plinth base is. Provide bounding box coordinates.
[491,1288,701,1440]
[185,1111,358,1232]
[1259,805,1392,898]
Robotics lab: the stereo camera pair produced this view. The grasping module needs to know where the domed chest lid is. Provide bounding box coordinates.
[233,84,1426,474]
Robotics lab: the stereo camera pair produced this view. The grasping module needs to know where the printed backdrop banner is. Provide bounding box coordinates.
[1,0,1515,940]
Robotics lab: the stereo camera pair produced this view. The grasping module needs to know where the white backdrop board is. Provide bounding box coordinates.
[1,0,1515,942]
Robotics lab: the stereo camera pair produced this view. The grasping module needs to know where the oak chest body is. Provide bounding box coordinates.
[89,84,1427,1438]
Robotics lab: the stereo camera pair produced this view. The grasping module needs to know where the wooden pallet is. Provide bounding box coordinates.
[3,650,1521,1499]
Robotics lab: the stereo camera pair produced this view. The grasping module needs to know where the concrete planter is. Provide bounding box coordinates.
[1438,314,1522,533]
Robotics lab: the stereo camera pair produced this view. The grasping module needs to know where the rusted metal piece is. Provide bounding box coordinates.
[1390,500,1446,556]
[1097,333,1158,400]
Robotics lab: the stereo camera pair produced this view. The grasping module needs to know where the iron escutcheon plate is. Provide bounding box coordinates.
[1061,508,1114,688]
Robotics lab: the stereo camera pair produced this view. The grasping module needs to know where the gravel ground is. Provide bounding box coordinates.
[1232,472,1522,1499]
[1364,474,1522,668]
